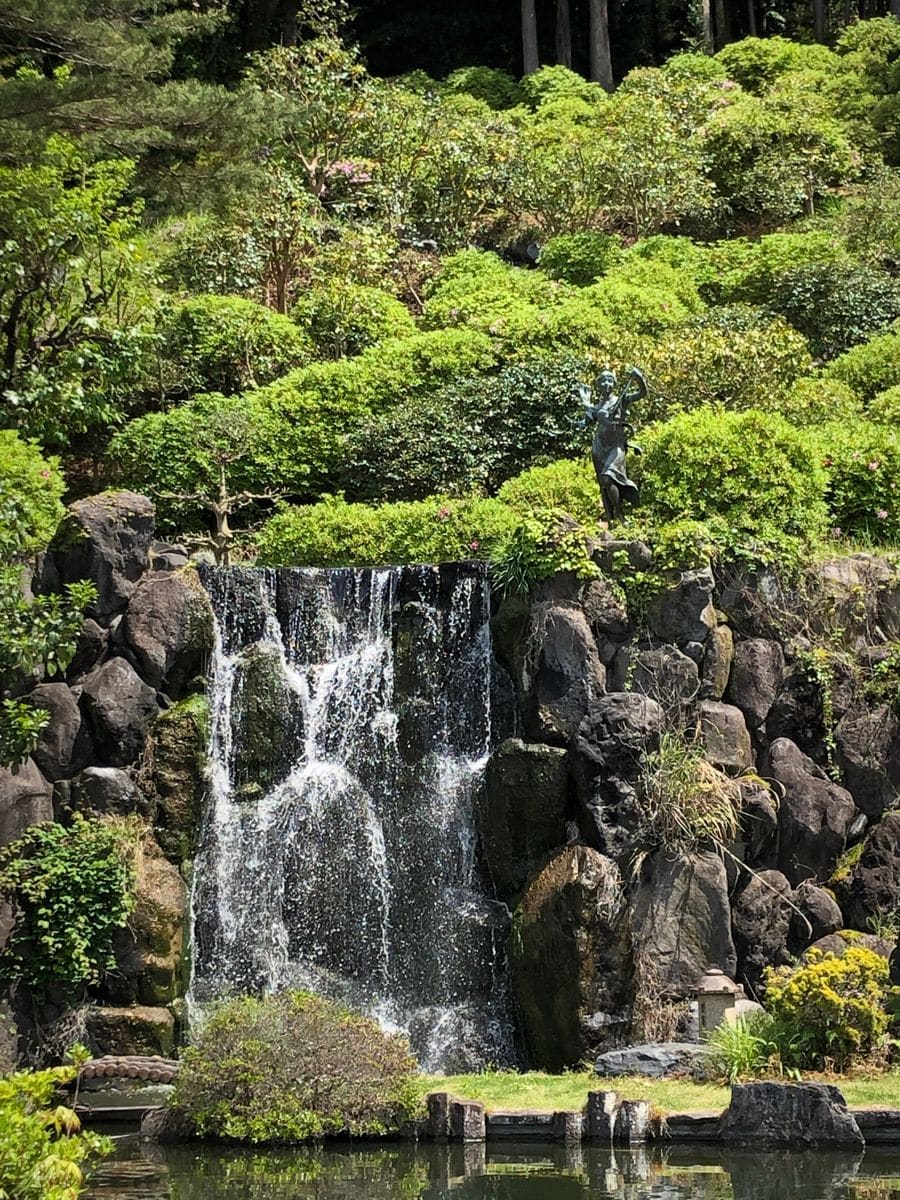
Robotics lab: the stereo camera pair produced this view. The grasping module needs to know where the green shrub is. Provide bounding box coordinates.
[173,991,419,1143]
[836,16,900,94]
[0,815,137,996]
[0,1066,111,1200]
[661,52,728,83]
[716,36,838,93]
[811,419,900,544]
[444,66,522,109]
[779,378,863,427]
[518,64,606,109]
[870,384,900,424]
[703,231,850,306]
[768,262,900,359]
[258,495,521,568]
[824,328,900,401]
[619,234,716,288]
[343,355,590,502]
[643,316,813,420]
[0,431,65,559]
[637,407,828,560]
[292,283,416,359]
[539,232,622,285]
[108,392,314,531]
[764,946,891,1069]
[422,249,558,335]
[581,261,705,336]
[159,295,312,397]
[497,459,598,525]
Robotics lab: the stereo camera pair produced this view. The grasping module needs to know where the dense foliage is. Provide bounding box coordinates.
[0,817,137,996]
[173,990,420,1143]
[0,1066,110,1200]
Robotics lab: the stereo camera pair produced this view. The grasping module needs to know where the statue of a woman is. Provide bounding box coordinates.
[578,367,647,524]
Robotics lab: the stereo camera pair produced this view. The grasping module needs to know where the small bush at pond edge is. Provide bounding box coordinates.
[173,991,420,1143]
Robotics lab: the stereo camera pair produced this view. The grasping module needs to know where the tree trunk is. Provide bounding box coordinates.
[747,0,758,36]
[522,0,540,75]
[813,0,826,40]
[555,0,573,66]
[713,0,728,49]
[700,0,714,49]
[588,0,614,92]
[891,0,900,19]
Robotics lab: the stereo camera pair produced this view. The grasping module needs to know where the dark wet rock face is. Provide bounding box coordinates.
[123,571,214,696]
[80,657,159,767]
[766,738,855,885]
[25,683,92,781]
[719,1082,864,1148]
[732,870,793,995]
[0,759,53,848]
[838,812,900,931]
[523,602,606,743]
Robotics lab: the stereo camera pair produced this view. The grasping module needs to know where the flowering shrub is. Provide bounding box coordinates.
[810,419,900,545]
[824,328,900,401]
[763,947,891,1069]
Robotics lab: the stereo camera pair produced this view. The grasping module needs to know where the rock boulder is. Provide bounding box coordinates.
[718,1081,863,1148]
[123,570,214,696]
[80,657,159,767]
[767,738,855,885]
[0,758,53,848]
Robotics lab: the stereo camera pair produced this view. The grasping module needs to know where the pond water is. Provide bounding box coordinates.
[86,1138,900,1200]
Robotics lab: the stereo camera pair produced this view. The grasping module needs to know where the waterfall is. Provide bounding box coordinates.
[189,562,517,1071]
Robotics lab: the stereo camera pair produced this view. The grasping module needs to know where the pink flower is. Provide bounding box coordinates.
[831,526,843,537]
[822,456,833,467]
[868,460,880,471]
[437,506,451,521]
[469,539,480,551]
[877,509,888,519]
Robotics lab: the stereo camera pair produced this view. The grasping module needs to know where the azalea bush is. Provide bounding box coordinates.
[173,991,419,1143]
[811,419,900,545]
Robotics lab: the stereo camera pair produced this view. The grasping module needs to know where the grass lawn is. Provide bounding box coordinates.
[419,1070,900,1115]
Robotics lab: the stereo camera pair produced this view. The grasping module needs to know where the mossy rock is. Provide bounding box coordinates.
[149,694,209,863]
[230,644,303,794]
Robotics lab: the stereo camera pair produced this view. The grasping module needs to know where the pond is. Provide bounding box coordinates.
[86,1138,900,1200]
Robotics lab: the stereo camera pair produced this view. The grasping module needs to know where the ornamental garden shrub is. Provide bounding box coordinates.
[778,378,863,427]
[344,354,591,502]
[642,316,813,421]
[158,295,313,398]
[0,430,65,558]
[257,495,521,568]
[767,261,900,359]
[618,234,717,289]
[539,232,622,285]
[497,459,598,526]
[703,231,850,306]
[870,384,900,424]
[716,36,838,93]
[444,66,522,109]
[809,419,900,545]
[292,282,416,359]
[172,990,420,1143]
[763,946,892,1070]
[824,327,900,401]
[636,407,828,561]
[421,249,559,334]
[579,260,705,336]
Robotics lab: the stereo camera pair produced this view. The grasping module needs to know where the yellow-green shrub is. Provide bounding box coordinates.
[764,947,891,1069]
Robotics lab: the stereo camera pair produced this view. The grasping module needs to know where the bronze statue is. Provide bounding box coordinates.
[578,367,647,524]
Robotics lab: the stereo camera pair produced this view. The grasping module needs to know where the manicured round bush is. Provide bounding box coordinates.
[422,249,557,334]
[293,283,416,359]
[643,316,813,421]
[716,36,837,93]
[703,231,850,306]
[778,378,863,427]
[581,261,705,335]
[0,431,65,558]
[661,53,728,83]
[619,235,716,289]
[763,947,890,1070]
[824,328,900,401]
[768,261,900,359]
[173,990,420,1143]
[257,495,521,568]
[444,66,522,109]
[344,354,591,502]
[870,383,900,424]
[836,16,900,93]
[497,459,597,525]
[160,295,313,397]
[539,232,622,285]
[637,407,828,555]
[811,418,900,545]
[518,65,605,109]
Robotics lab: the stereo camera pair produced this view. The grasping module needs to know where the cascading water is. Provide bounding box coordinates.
[189,562,517,1071]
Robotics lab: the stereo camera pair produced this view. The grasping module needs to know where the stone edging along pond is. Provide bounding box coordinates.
[135,1082,900,1149]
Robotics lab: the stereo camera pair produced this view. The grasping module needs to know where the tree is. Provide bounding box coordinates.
[0,140,155,448]
[522,0,540,74]
[556,0,573,66]
[0,431,94,767]
[588,0,614,90]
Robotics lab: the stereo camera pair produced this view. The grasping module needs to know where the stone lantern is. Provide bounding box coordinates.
[696,967,740,1036]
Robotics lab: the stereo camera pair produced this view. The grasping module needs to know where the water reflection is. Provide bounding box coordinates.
[85,1138,900,1200]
